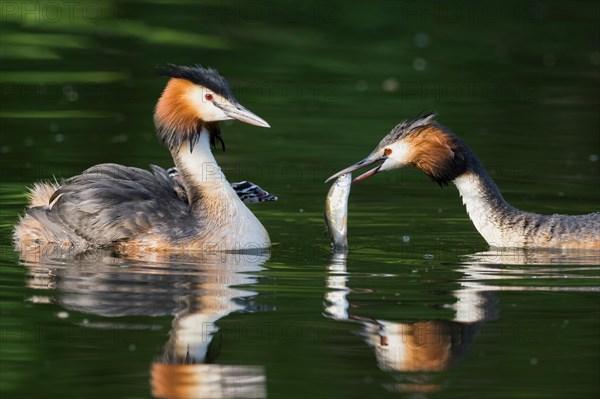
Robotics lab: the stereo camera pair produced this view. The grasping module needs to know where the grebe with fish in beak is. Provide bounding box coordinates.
[327,113,599,249]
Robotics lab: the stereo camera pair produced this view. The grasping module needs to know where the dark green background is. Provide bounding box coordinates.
[1,1,599,398]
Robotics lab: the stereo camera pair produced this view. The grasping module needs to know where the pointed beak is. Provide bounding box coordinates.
[217,102,270,128]
[325,156,387,184]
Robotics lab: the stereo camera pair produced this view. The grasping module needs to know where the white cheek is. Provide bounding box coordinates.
[202,104,230,122]
[379,141,411,171]
[187,87,230,122]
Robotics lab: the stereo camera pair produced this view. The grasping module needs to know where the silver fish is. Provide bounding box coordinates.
[325,173,352,250]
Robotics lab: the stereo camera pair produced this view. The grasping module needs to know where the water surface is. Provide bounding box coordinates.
[1,1,599,398]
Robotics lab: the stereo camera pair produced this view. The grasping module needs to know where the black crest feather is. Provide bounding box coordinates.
[377,112,437,148]
[156,64,236,101]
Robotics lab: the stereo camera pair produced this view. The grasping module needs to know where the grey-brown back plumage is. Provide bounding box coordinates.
[27,163,198,246]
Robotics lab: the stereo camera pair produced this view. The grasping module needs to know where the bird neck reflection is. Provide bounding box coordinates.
[21,248,270,399]
[324,249,497,394]
[151,251,269,399]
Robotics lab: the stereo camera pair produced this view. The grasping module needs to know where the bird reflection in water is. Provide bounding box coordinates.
[20,246,269,399]
[324,248,599,394]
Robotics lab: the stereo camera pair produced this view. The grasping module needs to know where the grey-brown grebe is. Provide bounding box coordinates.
[327,113,600,249]
[14,65,272,252]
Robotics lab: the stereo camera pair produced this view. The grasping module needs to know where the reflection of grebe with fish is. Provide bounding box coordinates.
[323,248,599,394]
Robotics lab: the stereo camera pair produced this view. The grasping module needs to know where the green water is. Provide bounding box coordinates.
[1,1,599,398]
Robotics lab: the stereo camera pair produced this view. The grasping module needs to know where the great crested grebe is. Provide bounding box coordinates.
[327,113,600,249]
[14,65,272,251]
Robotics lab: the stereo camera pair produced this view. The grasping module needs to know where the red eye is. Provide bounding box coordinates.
[204,93,213,101]
[384,148,393,156]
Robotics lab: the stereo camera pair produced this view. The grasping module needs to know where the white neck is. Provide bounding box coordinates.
[177,131,227,189]
[174,129,270,250]
[453,172,518,247]
[453,169,600,249]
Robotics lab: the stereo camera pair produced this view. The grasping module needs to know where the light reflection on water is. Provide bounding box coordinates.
[9,236,600,398]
